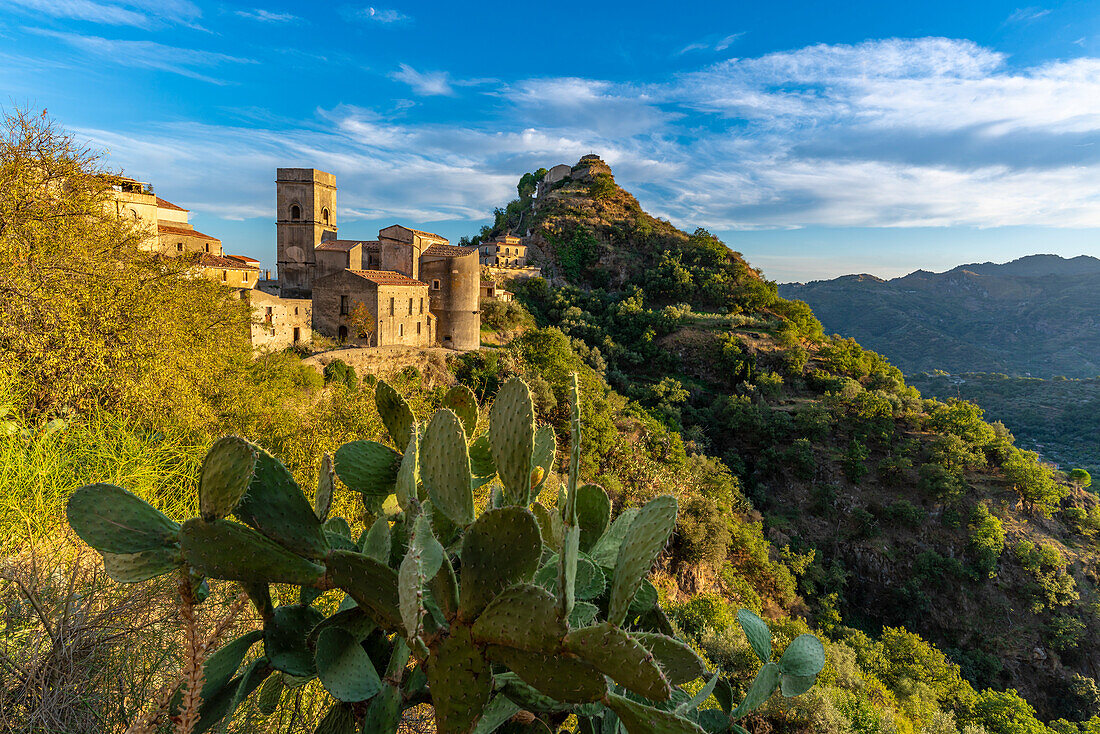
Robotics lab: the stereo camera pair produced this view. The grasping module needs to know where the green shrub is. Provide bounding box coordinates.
[883,499,927,527]
[919,463,965,502]
[322,359,357,390]
[786,438,816,480]
[843,440,870,483]
[968,504,1005,578]
[1046,614,1086,653]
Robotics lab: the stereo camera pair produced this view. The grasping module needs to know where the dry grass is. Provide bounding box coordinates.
[0,534,262,734]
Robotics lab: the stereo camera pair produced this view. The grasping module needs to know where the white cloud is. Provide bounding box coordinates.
[1006,7,1051,24]
[5,0,203,28]
[391,64,455,96]
[30,29,254,83]
[235,8,299,23]
[67,36,1100,239]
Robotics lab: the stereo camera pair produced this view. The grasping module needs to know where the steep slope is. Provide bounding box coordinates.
[469,157,1100,727]
[778,256,1100,378]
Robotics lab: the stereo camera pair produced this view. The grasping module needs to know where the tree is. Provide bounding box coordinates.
[0,109,252,423]
[345,300,376,341]
[1003,449,1066,517]
[1069,468,1093,490]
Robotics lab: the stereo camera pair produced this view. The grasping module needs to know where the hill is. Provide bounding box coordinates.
[778,256,1100,378]
[471,157,1100,729]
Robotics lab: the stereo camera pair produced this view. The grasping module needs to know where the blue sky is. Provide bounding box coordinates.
[2,0,1099,281]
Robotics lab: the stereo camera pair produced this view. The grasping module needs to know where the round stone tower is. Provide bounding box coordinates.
[420,246,480,351]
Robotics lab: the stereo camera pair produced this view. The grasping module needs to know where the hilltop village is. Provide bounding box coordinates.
[109,167,542,352]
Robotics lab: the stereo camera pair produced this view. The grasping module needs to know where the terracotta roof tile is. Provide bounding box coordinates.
[316,239,361,252]
[199,253,258,270]
[155,196,188,212]
[410,228,448,241]
[423,244,478,258]
[348,269,428,287]
[158,222,220,242]
[226,254,259,264]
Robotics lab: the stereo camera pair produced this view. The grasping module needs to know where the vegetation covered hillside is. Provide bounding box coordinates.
[777,257,1100,379]
[909,372,1100,481]
[471,156,1100,731]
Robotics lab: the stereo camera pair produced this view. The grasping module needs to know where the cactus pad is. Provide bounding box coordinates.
[737,609,772,663]
[179,518,326,586]
[569,601,599,628]
[468,434,497,488]
[421,409,475,526]
[531,502,563,549]
[605,693,706,734]
[575,484,611,553]
[396,428,420,511]
[198,436,259,521]
[66,483,179,554]
[375,380,414,448]
[779,634,825,677]
[458,507,542,621]
[632,632,709,684]
[315,626,382,702]
[101,546,181,583]
[363,683,402,732]
[471,694,522,733]
[588,507,639,568]
[443,383,479,438]
[234,450,329,559]
[333,440,402,496]
[264,604,325,677]
[326,549,402,629]
[781,673,817,697]
[360,516,391,563]
[489,377,536,505]
[314,702,358,734]
[608,495,677,627]
[530,424,556,499]
[256,672,284,715]
[484,645,606,703]
[425,625,492,734]
[314,452,334,521]
[471,583,566,653]
[398,513,445,640]
[564,622,671,701]
[731,662,780,719]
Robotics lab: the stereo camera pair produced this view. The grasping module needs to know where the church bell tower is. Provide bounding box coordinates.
[276,168,337,297]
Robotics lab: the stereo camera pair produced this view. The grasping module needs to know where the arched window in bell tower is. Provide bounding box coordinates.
[322,207,330,225]
[290,204,301,221]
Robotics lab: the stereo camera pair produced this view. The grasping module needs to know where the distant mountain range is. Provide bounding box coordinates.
[779,254,1100,378]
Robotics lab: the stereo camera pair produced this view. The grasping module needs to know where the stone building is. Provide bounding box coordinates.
[312,269,434,347]
[478,234,527,267]
[480,281,513,302]
[241,289,313,350]
[273,169,480,351]
[105,174,259,286]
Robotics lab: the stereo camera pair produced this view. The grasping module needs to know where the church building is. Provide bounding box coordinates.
[275,168,480,351]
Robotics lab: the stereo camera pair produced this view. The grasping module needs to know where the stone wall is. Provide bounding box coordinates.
[375,284,433,347]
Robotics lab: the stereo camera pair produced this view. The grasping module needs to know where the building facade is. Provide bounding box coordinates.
[243,289,313,350]
[274,169,480,351]
[478,234,527,267]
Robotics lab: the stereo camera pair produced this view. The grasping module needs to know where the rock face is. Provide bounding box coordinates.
[780,255,1100,378]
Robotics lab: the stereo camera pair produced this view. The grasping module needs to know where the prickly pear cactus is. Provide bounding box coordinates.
[65,376,825,734]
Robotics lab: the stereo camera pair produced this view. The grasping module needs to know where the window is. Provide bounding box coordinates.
[176,242,183,252]
[294,307,299,315]
[265,307,273,325]
[340,295,349,315]
[389,297,395,315]
[293,327,301,343]
[416,322,421,335]
[399,324,404,337]
[408,298,413,315]
[322,207,330,225]
[432,279,441,290]
[205,243,210,253]
[221,270,227,282]
[419,298,424,314]
[290,204,301,221]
